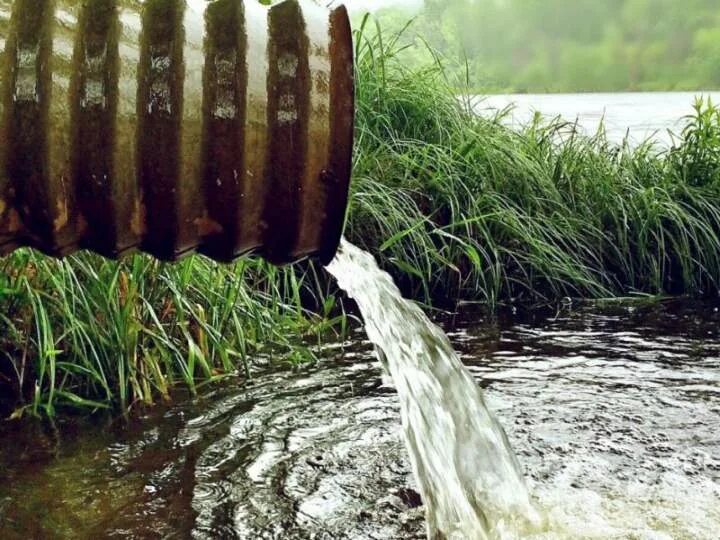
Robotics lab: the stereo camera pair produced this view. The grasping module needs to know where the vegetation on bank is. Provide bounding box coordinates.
[0,254,343,417]
[2,22,720,417]
[349,20,720,304]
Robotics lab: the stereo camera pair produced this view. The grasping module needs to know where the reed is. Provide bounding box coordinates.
[348,16,720,305]
[2,19,719,417]
[0,252,344,417]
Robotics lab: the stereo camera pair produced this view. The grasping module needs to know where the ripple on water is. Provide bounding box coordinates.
[0,301,718,538]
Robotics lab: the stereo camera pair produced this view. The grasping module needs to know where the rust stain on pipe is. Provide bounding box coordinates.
[70,0,121,257]
[261,0,311,264]
[198,0,247,261]
[0,0,354,265]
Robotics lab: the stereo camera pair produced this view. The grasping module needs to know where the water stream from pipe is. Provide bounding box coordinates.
[326,239,543,539]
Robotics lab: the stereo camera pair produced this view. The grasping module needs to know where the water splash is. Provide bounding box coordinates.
[327,239,542,539]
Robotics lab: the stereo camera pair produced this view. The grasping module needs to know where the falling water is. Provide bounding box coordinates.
[326,240,543,539]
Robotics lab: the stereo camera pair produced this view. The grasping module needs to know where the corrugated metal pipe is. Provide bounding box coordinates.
[0,0,354,265]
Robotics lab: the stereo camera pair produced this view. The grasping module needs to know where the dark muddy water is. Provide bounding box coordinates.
[1,300,719,539]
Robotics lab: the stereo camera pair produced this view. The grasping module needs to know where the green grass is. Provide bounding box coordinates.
[0,254,345,417]
[2,19,720,417]
[347,16,720,305]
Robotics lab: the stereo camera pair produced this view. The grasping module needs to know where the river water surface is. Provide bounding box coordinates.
[473,92,720,146]
[1,297,718,539]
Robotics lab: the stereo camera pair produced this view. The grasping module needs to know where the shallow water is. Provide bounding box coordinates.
[1,298,719,539]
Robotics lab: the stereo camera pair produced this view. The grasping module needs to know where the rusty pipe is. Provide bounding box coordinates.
[0,0,354,265]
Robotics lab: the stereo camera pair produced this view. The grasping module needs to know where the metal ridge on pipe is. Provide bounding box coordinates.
[0,0,354,265]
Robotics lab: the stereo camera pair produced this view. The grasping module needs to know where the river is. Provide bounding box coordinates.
[1,299,718,538]
[472,91,720,146]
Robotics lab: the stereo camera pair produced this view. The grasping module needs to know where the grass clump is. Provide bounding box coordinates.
[347,18,720,305]
[2,19,720,417]
[0,253,342,417]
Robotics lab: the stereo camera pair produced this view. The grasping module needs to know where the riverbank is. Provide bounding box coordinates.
[2,26,719,417]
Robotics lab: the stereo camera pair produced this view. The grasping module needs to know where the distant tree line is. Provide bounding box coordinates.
[373,0,720,92]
